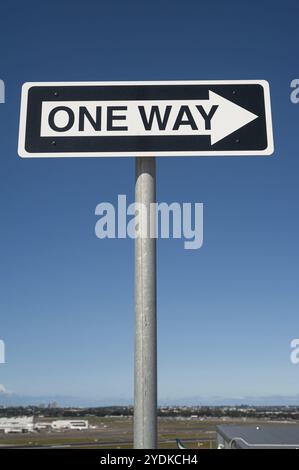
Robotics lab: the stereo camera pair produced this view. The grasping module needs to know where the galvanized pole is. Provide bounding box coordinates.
[134,157,157,449]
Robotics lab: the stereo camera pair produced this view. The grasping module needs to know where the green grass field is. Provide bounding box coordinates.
[0,416,286,449]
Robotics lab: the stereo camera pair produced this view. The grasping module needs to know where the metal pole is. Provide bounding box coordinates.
[134,157,157,449]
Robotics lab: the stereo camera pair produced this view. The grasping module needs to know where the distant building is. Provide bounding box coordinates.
[50,420,88,430]
[0,417,34,434]
[34,422,51,430]
[47,401,59,409]
[217,424,299,449]
[0,416,89,433]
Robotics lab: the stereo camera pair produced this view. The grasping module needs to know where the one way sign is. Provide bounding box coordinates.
[18,80,274,157]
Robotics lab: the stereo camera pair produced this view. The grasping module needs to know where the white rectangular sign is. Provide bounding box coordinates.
[18,80,274,157]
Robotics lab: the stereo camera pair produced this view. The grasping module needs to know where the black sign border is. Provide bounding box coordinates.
[23,84,269,154]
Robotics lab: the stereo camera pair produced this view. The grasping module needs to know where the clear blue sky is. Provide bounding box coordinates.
[0,0,299,405]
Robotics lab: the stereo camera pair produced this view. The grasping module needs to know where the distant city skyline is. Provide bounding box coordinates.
[2,386,299,408]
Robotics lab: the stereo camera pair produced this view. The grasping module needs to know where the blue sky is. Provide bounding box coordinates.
[0,0,299,405]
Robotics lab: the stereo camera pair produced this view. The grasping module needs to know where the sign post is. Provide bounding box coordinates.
[18,80,274,449]
[134,157,157,449]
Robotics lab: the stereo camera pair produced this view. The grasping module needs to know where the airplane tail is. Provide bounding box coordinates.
[176,438,187,449]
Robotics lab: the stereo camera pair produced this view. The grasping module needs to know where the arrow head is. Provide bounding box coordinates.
[209,91,258,145]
